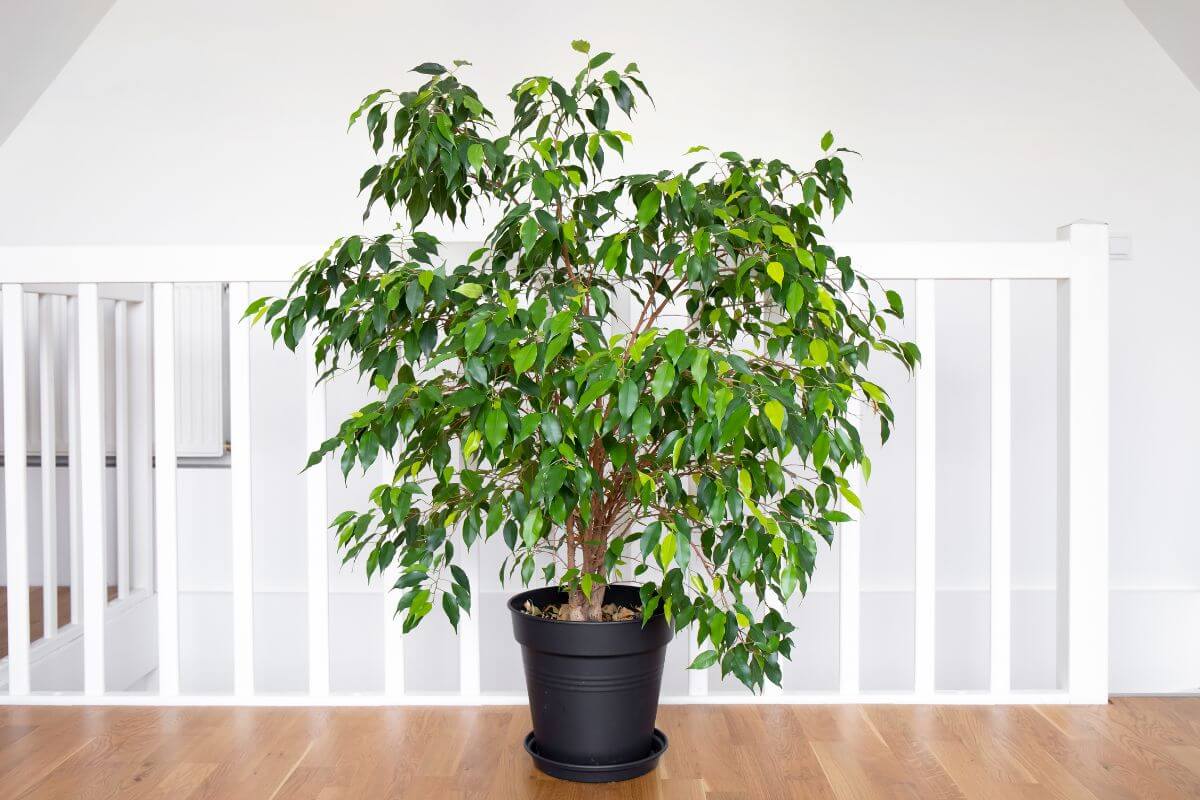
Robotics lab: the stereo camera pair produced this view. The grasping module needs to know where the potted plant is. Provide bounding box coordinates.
[249,40,918,783]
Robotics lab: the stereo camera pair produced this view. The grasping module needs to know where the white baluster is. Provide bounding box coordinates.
[913,279,937,698]
[990,279,1012,695]
[228,282,256,696]
[152,283,180,696]
[66,296,83,625]
[304,330,330,696]
[839,409,863,697]
[77,283,107,695]
[114,301,130,599]
[38,295,60,639]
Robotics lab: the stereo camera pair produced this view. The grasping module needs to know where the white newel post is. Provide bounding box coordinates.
[3,285,31,695]
[1056,221,1110,704]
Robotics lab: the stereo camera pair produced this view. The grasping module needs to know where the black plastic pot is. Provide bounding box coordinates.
[508,584,673,783]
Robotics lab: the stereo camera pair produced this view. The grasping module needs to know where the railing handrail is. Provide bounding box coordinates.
[0,240,1072,283]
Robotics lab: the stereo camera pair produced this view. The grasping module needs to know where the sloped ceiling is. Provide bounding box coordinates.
[0,0,116,145]
[1124,0,1200,91]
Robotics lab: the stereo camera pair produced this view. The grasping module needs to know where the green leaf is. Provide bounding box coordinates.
[520,217,539,251]
[663,329,686,363]
[441,591,460,630]
[780,566,798,600]
[467,143,485,171]
[454,283,483,299]
[688,649,719,670]
[636,189,661,227]
[578,378,613,409]
[632,405,652,440]
[650,363,675,403]
[812,430,830,469]
[640,521,662,558]
[618,380,638,419]
[540,413,563,446]
[513,342,538,375]
[484,409,507,449]
[571,39,591,54]
[412,62,447,75]
[821,130,834,150]
[732,539,753,579]
[808,339,829,364]
[785,282,805,317]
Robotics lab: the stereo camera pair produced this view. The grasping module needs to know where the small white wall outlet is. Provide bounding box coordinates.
[1109,234,1132,260]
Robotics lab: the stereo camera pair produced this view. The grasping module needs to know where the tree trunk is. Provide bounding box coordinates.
[566,584,607,621]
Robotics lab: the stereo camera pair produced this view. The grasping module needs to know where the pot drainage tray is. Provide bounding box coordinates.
[523,728,668,783]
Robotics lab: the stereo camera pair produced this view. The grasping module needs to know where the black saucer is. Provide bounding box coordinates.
[523,728,668,783]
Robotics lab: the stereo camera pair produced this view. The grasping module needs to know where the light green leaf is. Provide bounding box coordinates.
[454,283,483,299]
[771,225,797,246]
[764,400,786,432]
[766,261,785,286]
[688,650,718,670]
[571,39,591,54]
[658,531,676,567]
[821,130,834,150]
[808,339,829,364]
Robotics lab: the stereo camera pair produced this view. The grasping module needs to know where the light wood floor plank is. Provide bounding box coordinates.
[1,699,1197,799]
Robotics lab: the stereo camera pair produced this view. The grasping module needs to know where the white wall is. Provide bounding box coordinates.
[1,0,1199,693]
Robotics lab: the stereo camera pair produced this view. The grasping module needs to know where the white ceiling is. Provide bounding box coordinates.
[2,0,1197,150]
[0,0,115,145]
[1124,0,1200,91]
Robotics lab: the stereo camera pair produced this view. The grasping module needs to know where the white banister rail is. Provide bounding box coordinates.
[0,224,1110,706]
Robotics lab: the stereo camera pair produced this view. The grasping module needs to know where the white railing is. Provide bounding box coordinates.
[0,222,1109,705]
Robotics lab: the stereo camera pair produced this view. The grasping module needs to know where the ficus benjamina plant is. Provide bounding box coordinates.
[248,40,919,691]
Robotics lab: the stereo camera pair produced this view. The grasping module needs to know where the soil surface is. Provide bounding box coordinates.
[521,599,641,622]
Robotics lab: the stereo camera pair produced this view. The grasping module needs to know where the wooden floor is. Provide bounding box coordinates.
[0,699,1198,798]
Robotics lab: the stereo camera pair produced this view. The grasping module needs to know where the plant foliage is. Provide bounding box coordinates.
[249,42,919,691]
